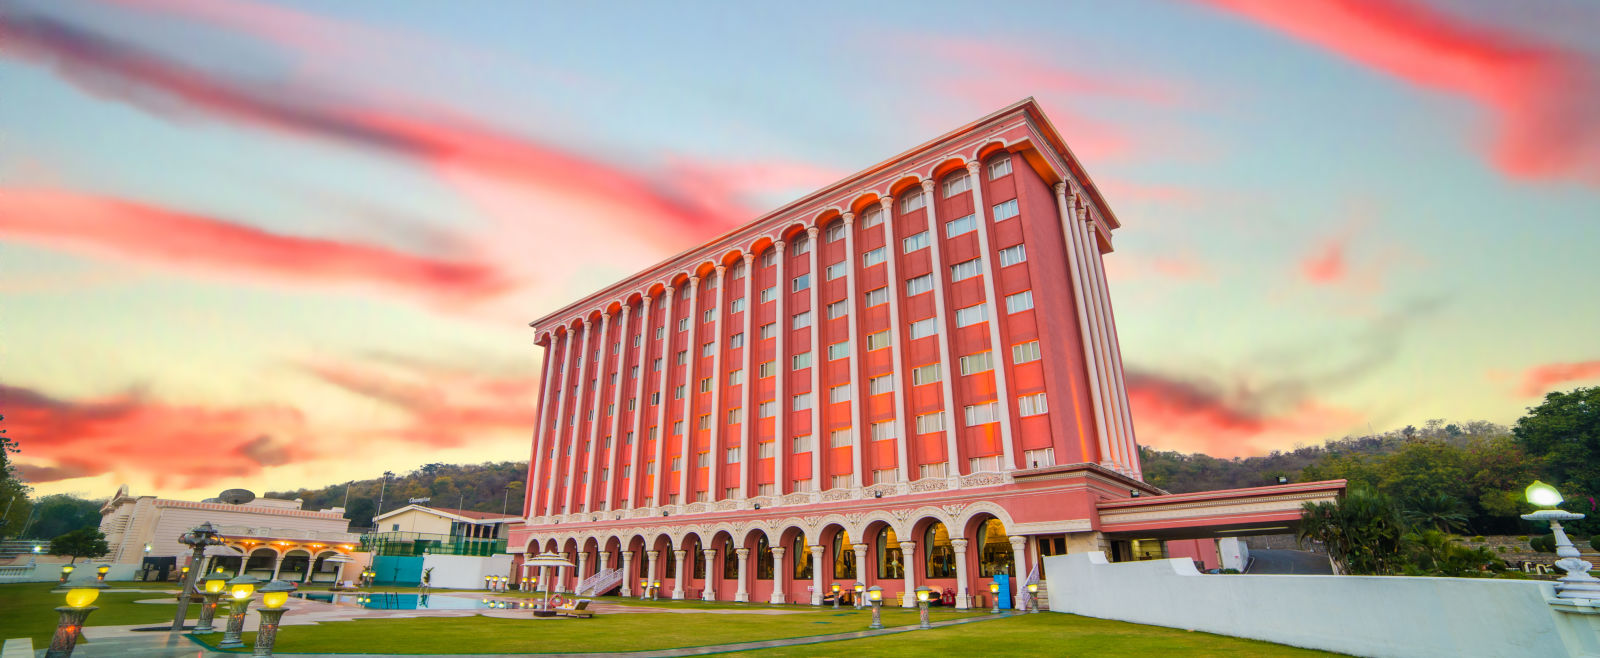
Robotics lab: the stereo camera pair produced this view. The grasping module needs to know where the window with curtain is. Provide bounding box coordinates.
[691,539,706,579]
[877,526,904,580]
[977,519,1012,577]
[925,523,957,578]
[756,534,774,580]
[793,534,814,579]
[664,547,677,578]
[723,543,739,579]
[832,530,856,580]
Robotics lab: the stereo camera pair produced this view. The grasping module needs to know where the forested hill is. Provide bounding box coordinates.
[265,461,526,530]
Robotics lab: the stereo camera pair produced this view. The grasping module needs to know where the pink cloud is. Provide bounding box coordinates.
[1517,360,1600,397]
[1301,238,1347,284]
[1125,369,1361,458]
[1202,0,1600,184]
[298,357,540,447]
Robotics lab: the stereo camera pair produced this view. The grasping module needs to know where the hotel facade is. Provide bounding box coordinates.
[509,100,1341,607]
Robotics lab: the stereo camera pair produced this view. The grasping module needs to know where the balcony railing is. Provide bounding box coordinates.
[361,532,507,557]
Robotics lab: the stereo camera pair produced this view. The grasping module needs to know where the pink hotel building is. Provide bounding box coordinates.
[509,99,1343,607]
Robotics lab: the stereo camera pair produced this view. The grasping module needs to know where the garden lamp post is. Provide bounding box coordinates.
[218,574,260,649]
[1026,583,1040,613]
[252,580,294,657]
[1521,481,1600,600]
[58,565,74,585]
[915,586,933,630]
[866,586,884,630]
[831,582,841,609]
[94,565,109,583]
[195,572,231,633]
[854,581,865,610]
[172,522,222,630]
[639,578,649,600]
[45,581,105,658]
[988,581,1000,614]
[652,581,661,601]
[484,575,492,590]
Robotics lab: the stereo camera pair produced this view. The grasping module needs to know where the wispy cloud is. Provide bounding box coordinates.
[297,356,539,447]
[1516,360,1600,397]
[1126,368,1361,458]
[1201,0,1600,185]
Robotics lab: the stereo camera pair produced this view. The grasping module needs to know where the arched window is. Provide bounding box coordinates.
[690,539,706,579]
[977,519,1011,577]
[925,523,956,578]
[876,527,903,580]
[664,547,677,578]
[793,533,812,579]
[756,534,774,580]
[832,530,856,580]
[723,542,738,579]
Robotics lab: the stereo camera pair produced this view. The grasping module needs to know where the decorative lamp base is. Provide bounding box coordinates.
[45,606,96,658]
[252,607,288,657]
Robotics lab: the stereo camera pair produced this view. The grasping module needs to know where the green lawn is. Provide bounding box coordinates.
[0,583,198,647]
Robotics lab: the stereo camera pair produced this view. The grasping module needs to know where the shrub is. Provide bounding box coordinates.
[1592,536,1600,552]
[1518,536,1529,542]
[1219,568,1240,574]
[1530,535,1557,553]
[1472,536,1485,543]
[1497,546,1509,553]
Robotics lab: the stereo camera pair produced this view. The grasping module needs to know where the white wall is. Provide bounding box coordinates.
[1218,537,1248,572]
[1044,552,1585,658]
[421,553,513,590]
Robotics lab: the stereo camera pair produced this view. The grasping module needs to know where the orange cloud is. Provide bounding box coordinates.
[298,357,539,447]
[1518,360,1600,397]
[1301,238,1347,284]
[0,188,511,306]
[1202,0,1600,184]
[1125,369,1360,458]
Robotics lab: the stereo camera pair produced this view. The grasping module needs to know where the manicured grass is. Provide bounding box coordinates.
[721,613,1341,657]
[0,583,197,647]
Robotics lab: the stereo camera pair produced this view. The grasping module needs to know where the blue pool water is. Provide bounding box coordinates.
[292,592,536,610]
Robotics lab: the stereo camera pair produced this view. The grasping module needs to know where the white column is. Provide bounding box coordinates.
[966,162,1017,469]
[629,292,655,509]
[702,548,718,600]
[647,550,660,590]
[672,550,688,599]
[1009,536,1028,610]
[840,212,870,488]
[575,550,590,594]
[878,198,914,484]
[734,547,750,602]
[899,541,917,608]
[620,550,635,596]
[772,241,789,497]
[603,305,632,512]
[545,329,577,517]
[707,265,727,500]
[1086,220,1141,478]
[678,275,701,506]
[528,334,558,520]
[851,543,868,587]
[739,254,757,499]
[269,553,283,581]
[950,538,971,609]
[653,286,677,506]
[919,180,964,481]
[1053,184,1112,467]
[809,545,825,605]
[563,318,595,515]
[769,546,787,604]
[806,226,825,494]
[1075,209,1125,468]
[577,311,612,513]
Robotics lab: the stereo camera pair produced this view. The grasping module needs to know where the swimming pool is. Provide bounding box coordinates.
[293,592,536,610]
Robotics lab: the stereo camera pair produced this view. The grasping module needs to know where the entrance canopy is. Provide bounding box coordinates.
[1096,480,1345,541]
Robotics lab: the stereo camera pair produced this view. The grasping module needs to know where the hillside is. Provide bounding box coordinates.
[264,461,526,531]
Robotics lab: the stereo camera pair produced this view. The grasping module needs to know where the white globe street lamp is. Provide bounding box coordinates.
[1520,481,1600,600]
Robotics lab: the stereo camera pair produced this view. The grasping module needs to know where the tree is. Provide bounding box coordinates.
[1402,493,1468,533]
[22,495,102,540]
[50,528,109,564]
[1514,386,1600,499]
[0,413,33,539]
[1298,486,1408,575]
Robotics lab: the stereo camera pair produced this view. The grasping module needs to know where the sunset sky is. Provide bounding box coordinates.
[4,0,1598,503]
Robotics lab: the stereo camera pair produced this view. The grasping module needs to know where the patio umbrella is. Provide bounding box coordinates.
[522,554,576,611]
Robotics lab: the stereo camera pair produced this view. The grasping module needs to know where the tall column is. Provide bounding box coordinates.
[919,180,964,481]
[734,547,751,602]
[739,254,757,499]
[772,241,789,497]
[603,305,633,511]
[576,311,612,513]
[809,545,825,605]
[629,292,655,509]
[1053,184,1112,467]
[1086,221,1141,478]
[269,554,283,581]
[898,541,918,608]
[807,226,825,494]
[543,331,577,517]
[671,550,688,599]
[878,197,914,484]
[653,286,677,506]
[555,563,566,594]
[769,546,787,604]
[620,550,635,596]
[678,275,701,506]
[840,212,872,487]
[701,548,718,600]
[575,551,590,594]
[1009,536,1028,610]
[597,550,611,576]
[562,318,595,515]
[707,265,727,500]
[528,334,558,519]
[851,543,868,585]
[1074,210,1124,468]
[950,538,971,609]
[647,550,660,591]
[966,162,1018,468]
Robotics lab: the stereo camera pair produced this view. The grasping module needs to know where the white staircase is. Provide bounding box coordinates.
[575,567,622,596]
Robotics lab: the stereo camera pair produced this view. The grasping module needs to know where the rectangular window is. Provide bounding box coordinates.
[760,286,776,303]
[762,250,776,268]
[902,231,929,253]
[866,330,890,350]
[1018,392,1049,417]
[919,462,948,479]
[865,287,889,307]
[793,479,814,493]
[909,318,938,339]
[731,261,745,279]
[699,414,711,430]
[988,158,1012,180]
[827,341,849,361]
[874,468,899,485]
[869,375,894,395]
[862,206,883,228]
[1006,290,1034,313]
[649,426,658,440]
[758,442,775,459]
[625,431,634,444]
[829,384,851,403]
[992,198,1019,221]
[793,435,812,453]
[726,446,741,463]
[900,191,925,213]
[760,322,776,339]
[1024,447,1056,468]
[757,483,775,496]
[759,361,776,378]
[653,357,663,372]
[870,420,896,441]
[826,222,846,242]
[633,335,641,348]
[916,412,945,434]
[792,311,812,330]
[827,300,848,319]
[999,243,1027,267]
[730,332,745,348]
[955,303,988,328]
[702,341,715,357]
[759,401,777,418]
[960,351,994,375]
[793,392,812,411]
[862,247,887,267]
[731,297,746,313]
[672,420,684,435]
[679,317,690,332]
[628,398,636,410]
[942,173,971,198]
[968,455,1002,473]
[906,274,934,296]
[701,308,714,323]
[830,474,851,489]
[728,368,744,385]
[946,214,977,238]
[829,428,853,447]
[964,401,999,426]
[651,391,661,405]
[655,326,664,340]
[949,258,982,282]
[912,363,942,386]
[825,262,847,280]
[699,377,712,393]
[630,365,639,379]
[697,451,710,468]
[674,385,685,399]
[677,350,688,365]
[792,273,810,292]
[671,456,683,471]
[792,351,812,370]
[793,234,811,255]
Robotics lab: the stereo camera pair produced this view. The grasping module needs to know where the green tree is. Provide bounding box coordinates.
[1513,386,1600,505]
[50,527,109,564]
[1298,486,1408,575]
[22,495,102,540]
[1402,493,1469,533]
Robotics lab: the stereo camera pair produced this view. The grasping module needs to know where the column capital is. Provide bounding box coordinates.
[841,211,855,226]
[715,264,726,275]
[806,226,819,238]
[774,240,786,254]
[735,547,751,558]
[1077,206,1089,223]
[852,543,869,552]
[898,541,917,551]
[966,160,982,175]
[689,275,701,286]
[771,546,787,557]
[1053,181,1068,197]
[674,549,688,556]
[648,550,660,559]
[950,538,969,550]
[622,551,635,561]
[878,196,894,210]
[1009,536,1027,550]
[742,252,755,264]
[598,550,611,558]
[663,285,676,300]
[582,318,593,328]
[919,178,935,193]
[600,311,611,321]
[620,304,632,317]
[809,545,825,556]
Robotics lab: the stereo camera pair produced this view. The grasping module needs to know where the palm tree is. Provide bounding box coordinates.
[1298,486,1407,575]
[1402,493,1468,533]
